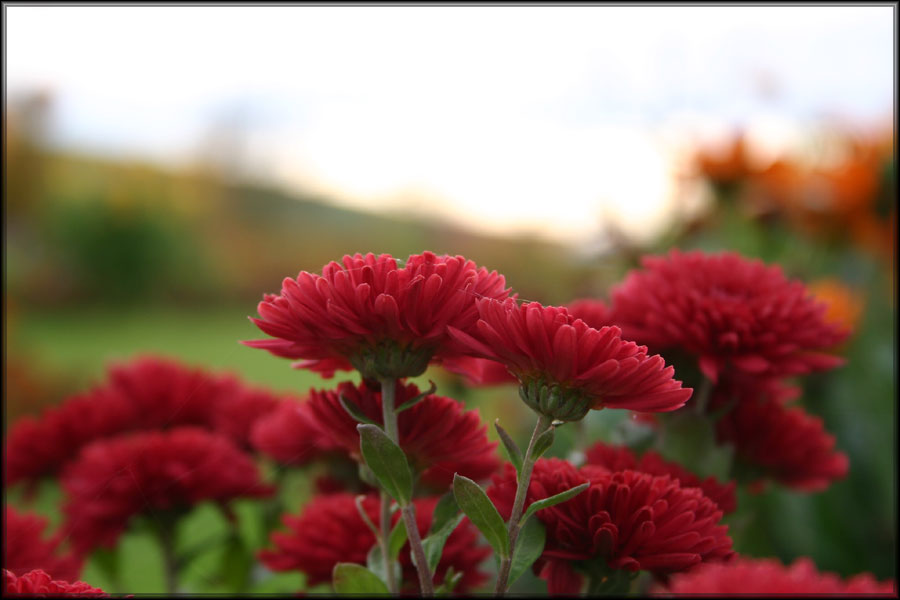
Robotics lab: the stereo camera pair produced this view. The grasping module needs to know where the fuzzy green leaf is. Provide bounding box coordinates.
[522,483,589,523]
[332,563,390,594]
[358,424,413,505]
[452,474,509,558]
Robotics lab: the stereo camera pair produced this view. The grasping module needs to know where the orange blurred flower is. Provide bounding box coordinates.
[807,278,865,337]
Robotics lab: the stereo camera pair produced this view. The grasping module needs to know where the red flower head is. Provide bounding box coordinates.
[4,507,83,582]
[5,388,133,488]
[585,443,737,514]
[105,355,242,430]
[488,458,733,595]
[61,427,273,554]
[448,299,692,421]
[5,356,268,488]
[250,397,343,466]
[244,252,511,380]
[609,250,849,384]
[3,569,107,597]
[260,492,490,592]
[715,386,848,492]
[307,381,500,489]
[655,556,896,595]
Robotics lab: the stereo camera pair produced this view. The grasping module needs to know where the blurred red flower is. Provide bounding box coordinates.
[307,381,500,489]
[715,386,848,492]
[656,556,895,595]
[61,427,273,554]
[488,458,733,594]
[4,388,133,488]
[244,252,511,379]
[609,250,849,383]
[566,298,613,329]
[448,299,691,420]
[584,442,737,514]
[3,569,106,597]
[4,507,82,582]
[259,492,490,592]
[5,356,281,487]
[250,397,342,466]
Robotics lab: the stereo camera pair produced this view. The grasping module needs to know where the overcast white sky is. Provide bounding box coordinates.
[5,5,894,244]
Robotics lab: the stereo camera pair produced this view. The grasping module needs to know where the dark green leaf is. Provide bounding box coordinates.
[358,424,413,505]
[339,394,378,425]
[494,420,523,474]
[332,563,390,594]
[452,474,509,558]
[522,483,589,523]
[507,516,546,586]
[395,380,437,413]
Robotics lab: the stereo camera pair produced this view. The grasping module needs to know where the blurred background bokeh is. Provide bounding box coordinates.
[4,5,895,593]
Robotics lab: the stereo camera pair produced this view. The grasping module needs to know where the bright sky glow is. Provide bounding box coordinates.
[5,5,894,244]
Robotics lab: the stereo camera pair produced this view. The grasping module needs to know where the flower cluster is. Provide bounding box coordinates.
[3,249,889,596]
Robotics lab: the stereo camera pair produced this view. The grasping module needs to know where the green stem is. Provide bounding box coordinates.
[401,503,433,596]
[380,490,399,594]
[380,377,433,596]
[494,413,553,596]
[157,518,179,595]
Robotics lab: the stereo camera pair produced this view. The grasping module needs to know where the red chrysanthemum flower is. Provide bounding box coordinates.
[608,250,849,383]
[4,507,82,582]
[5,356,268,488]
[104,355,242,430]
[307,381,500,489]
[584,443,737,514]
[250,397,343,466]
[655,556,896,595]
[488,458,733,595]
[260,492,490,592]
[61,427,273,554]
[3,569,107,597]
[715,386,848,492]
[448,299,692,421]
[244,252,511,380]
[4,388,133,488]
[440,355,517,386]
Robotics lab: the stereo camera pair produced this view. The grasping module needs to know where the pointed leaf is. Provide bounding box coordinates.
[452,474,509,558]
[339,394,378,425]
[332,563,390,594]
[388,518,408,560]
[395,380,437,413]
[522,483,589,523]
[508,516,546,586]
[422,512,464,572]
[531,426,555,460]
[494,420,523,474]
[358,424,413,505]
